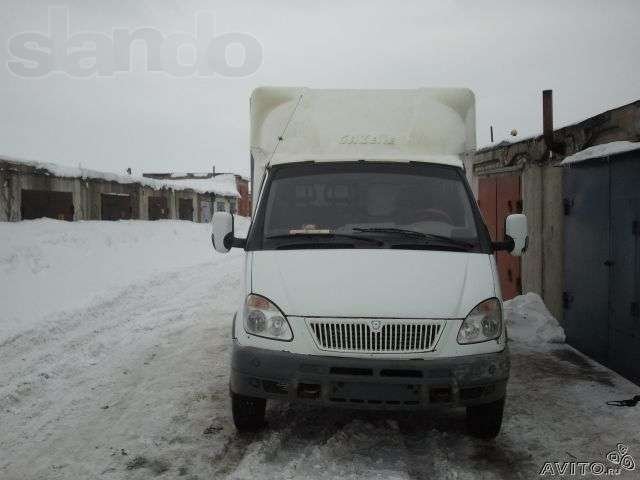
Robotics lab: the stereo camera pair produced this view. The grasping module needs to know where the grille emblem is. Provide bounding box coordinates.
[369,320,383,332]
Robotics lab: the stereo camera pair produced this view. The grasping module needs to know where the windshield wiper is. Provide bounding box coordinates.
[351,227,476,250]
[266,232,384,246]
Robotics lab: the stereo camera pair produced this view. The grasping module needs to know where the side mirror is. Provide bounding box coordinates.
[505,214,528,256]
[211,212,235,253]
[492,214,528,256]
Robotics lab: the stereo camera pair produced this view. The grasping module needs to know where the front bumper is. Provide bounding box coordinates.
[230,342,509,410]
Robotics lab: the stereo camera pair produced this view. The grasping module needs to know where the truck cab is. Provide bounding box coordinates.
[212,87,527,438]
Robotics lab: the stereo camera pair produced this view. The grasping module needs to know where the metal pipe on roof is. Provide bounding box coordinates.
[543,90,564,155]
[543,90,554,152]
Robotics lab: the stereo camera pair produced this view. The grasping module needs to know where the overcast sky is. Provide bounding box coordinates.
[1,0,639,178]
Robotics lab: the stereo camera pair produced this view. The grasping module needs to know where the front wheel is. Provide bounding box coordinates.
[231,392,266,432]
[466,397,505,439]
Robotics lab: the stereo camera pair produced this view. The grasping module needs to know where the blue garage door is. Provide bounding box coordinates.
[563,151,640,384]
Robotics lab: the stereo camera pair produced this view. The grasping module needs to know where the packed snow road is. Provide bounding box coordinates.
[1,221,639,479]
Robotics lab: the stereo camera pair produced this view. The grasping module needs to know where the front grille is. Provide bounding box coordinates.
[307,319,444,353]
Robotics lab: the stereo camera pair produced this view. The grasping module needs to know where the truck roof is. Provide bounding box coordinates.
[250,87,476,172]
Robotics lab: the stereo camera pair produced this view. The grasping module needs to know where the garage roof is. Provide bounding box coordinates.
[560,141,640,166]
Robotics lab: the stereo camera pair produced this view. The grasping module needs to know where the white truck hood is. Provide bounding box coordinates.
[250,250,495,319]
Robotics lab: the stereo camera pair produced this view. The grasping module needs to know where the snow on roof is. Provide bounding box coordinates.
[0,155,239,197]
[167,174,240,198]
[166,172,213,179]
[560,141,640,166]
[476,135,538,153]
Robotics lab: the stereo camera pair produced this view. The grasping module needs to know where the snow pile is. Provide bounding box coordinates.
[504,292,565,344]
[560,141,640,165]
[0,155,240,197]
[0,217,249,343]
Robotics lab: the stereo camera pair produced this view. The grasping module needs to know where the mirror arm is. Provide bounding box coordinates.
[492,237,515,252]
[232,237,247,248]
[212,233,246,250]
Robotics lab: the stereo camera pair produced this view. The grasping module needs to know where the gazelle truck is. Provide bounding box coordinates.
[212,87,528,438]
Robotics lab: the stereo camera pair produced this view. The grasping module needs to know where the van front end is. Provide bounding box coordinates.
[230,246,511,414]
[228,266,512,439]
[212,160,527,438]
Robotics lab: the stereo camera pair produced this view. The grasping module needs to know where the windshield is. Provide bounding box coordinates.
[247,162,490,252]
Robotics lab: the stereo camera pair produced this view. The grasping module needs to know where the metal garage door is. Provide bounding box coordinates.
[148,196,169,221]
[101,193,132,220]
[609,156,640,383]
[178,198,194,221]
[478,175,522,300]
[21,189,74,221]
[563,152,640,384]
[563,162,611,362]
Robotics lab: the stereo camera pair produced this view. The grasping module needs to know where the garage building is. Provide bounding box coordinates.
[0,157,241,223]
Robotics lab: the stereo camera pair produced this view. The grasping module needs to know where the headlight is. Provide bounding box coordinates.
[457,298,502,344]
[244,294,293,341]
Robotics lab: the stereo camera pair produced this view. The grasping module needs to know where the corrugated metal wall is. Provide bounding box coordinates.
[563,151,640,384]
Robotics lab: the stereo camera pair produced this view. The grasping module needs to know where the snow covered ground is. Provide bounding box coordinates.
[1,220,639,479]
[0,219,244,343]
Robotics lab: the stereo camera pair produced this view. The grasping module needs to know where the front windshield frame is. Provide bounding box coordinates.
[245,161,493,253]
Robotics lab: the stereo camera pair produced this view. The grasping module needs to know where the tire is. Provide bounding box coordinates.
[466,397,505,439]
[231,392,266,432]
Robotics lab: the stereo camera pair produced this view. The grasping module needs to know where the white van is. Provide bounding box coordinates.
[212,88,527,438]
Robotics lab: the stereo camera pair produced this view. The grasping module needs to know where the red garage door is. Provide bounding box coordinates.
[478,175,522,300]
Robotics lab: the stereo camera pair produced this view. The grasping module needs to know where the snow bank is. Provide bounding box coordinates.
[0,217,249,343]
[560,141,640,165]
[0,155,240,197]
[504,292,565,344]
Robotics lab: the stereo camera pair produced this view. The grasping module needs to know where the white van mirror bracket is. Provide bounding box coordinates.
[211,212,245,253]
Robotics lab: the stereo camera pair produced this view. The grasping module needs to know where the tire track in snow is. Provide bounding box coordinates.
[220,404,415,480]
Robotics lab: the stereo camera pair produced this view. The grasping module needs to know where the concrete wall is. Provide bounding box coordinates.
[519,164,542,296]
[0,166,14,221]
[520,161,564,320]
